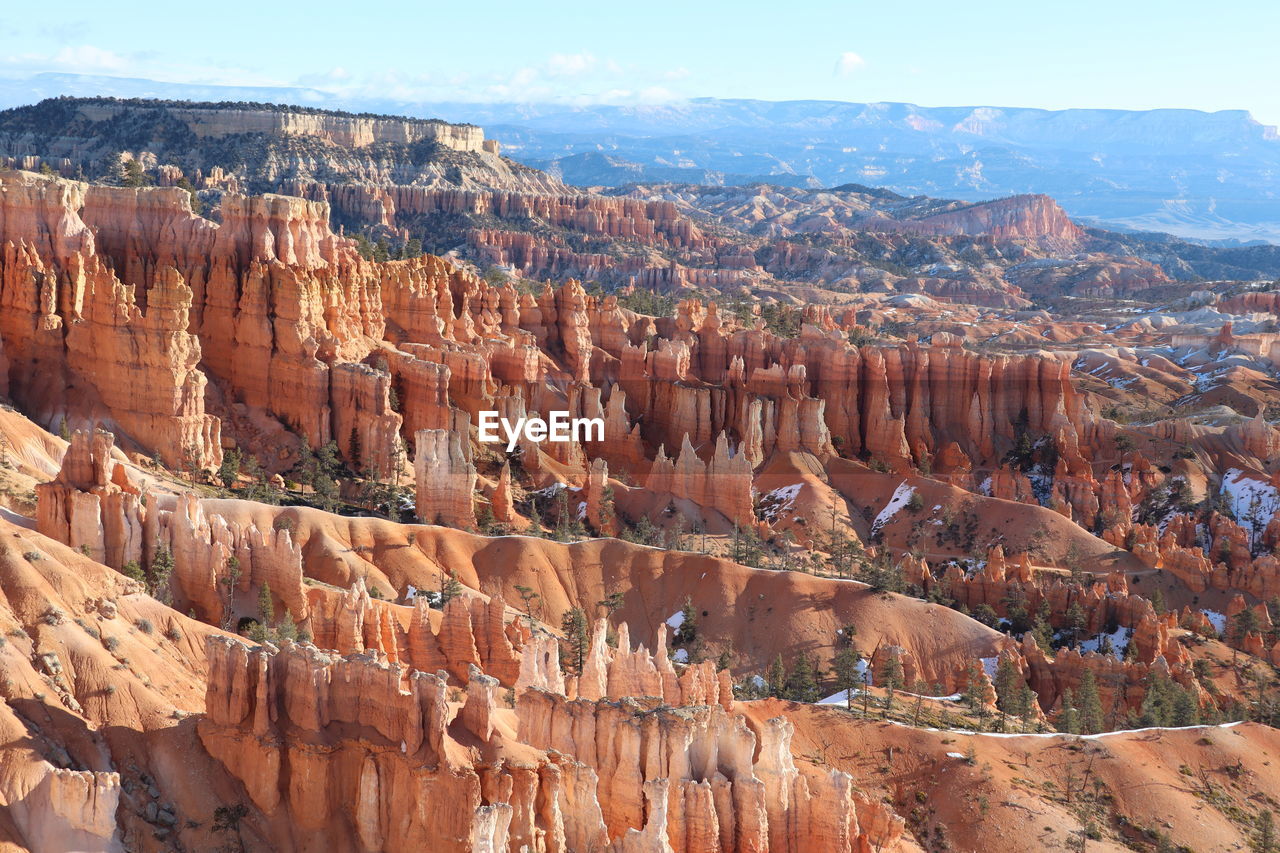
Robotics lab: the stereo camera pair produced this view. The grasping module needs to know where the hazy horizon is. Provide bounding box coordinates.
[3,0,1278,124]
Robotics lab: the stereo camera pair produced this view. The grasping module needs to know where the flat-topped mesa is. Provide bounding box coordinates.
[861,194,1084,250]
[69,100,494,153]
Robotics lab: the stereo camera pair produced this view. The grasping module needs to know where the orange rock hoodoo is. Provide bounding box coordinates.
[200,626,904,852]
[4,170,1138,540]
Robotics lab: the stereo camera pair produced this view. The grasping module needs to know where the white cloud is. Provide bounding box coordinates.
[835,51,867,76]
[52,45,128,72]
[546,53,596,77]
[0,45,691,108]
[3,44,128,74]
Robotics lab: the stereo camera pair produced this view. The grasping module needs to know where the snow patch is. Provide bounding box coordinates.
[1220,468,1280,539]
[1079,626,1130,660]
[758,483,803,521]
[871,482,916,536]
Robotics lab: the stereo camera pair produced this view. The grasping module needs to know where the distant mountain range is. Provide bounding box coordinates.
[423,100,1280,246]
[2,73,1278,244]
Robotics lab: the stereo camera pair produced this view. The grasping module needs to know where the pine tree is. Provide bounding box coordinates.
[597,591,624,621]
[962,661,990,724]
[218,555,241,631]
[258,582,275,628]
[439,569,463,608]
[219,447,243,488]
[1065,601,1087,648]
[149,548,175,605]
[475,501,495,533]
[766,655,788,699]
[514,585,540,626]
[120,561,146,584]
[1124,633,1140,661]
[277,611,299,642]
[525,499,544,538]
[560,607,589,676]
[785,652,820,703]
[597,485,617,535]
[994,657,1026,725]
[1256,811,1276,853]
[1077,670,1105,734]
[1058,687,1081,734]
[674,598,697,646]
[1171,683,1200,727]
[832,647,863,710]
[879,651,904,714]
[1018,686,1039,732]
[1029,616,1053,651]
[972,603,999,627]
[1233,608,1262,645]
[348,427,363,475]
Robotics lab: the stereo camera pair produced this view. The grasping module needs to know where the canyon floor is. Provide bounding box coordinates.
[0,98,1276,852]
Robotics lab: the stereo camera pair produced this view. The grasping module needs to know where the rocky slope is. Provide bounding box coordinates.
[0,151,1276,851]
[0,97,1214,309]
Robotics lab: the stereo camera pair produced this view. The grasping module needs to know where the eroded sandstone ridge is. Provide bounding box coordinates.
[198,624,903,853]
[0,102,1279,853]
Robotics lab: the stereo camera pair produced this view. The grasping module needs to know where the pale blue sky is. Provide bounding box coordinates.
[3,0,1277,124]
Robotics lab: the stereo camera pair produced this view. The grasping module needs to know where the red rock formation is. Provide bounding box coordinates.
[0,171,222,469]
[1014,633,1200,719]
[200,633,898,852]
[646,433,756,528]
[36,430,143,568]
[861,194,1084,251]
[414,429,476,528]
[583,458,617,536]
